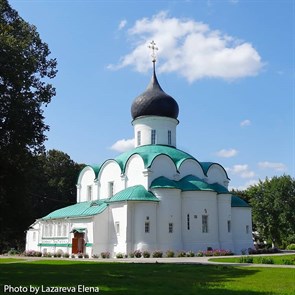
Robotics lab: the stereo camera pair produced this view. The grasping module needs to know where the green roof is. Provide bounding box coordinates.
[77,145,229,182]
[151,175,229,194]
[107,185,159,203]
[42,186,158,220]
[231,195,250,207]
[42,200,108,220]
[115,145,196,173]
[179,175,214,191]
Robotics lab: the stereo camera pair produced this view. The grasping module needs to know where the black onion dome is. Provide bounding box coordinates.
[131,66,179,120]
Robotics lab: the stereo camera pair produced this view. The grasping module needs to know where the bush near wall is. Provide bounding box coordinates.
[23,250,42,257]
[286,244,295,250]
[248,248,279,255]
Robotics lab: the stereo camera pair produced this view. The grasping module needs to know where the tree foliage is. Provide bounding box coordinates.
[32,150,84,219]
[0,0,57,252]
[0,0,57,154]
[246,175,295,247]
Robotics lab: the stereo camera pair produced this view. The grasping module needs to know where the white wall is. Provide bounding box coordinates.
[178,159,205,180]
[25,222,40,251]
[92,210,109,256]
[206,164,229,187]
[217,194,234,251]
[98,160,123,199]
[129,202,158,253]
[182,191,220,251]
[77,167,96,202]
[152,188,182,251]
[148,155,177,186]
[132,116,178,147]
[37,218,93,256]
[232,207,254,254]
[108,203,128,256]
[125,155,146,188]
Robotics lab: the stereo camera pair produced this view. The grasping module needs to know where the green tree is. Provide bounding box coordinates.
[246,175,295,247]
[0,0,57,252]
[32,150,84,219]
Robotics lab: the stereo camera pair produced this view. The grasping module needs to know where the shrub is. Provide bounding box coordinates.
[282,259,294,265]
[239,256,253,263]
[203,250,213,256]
[77,253,83,258]
[116,253,124,259]
[134,250,142,258]
[258,257,274,264]
[92,254,99,259]
[213,249,233,256]
[23,250,42,257]
[152,250,163,258]
[196,251,204,257]
[177,251,186,257]
[129,252,135,258]
[166,250,175,258]
[62,253,70,258]
[55,250,63,258]
[101,251,110,259]
[84,253,89,259]
[43,252,52,258]
[249,247,279,255]
[186,251,195,257]
[8,248,20,256]
[71,254,75,258]
[286,244,295,250]
[143,251,150,258]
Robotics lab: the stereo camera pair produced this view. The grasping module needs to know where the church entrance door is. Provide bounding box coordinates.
[72,232,85,254]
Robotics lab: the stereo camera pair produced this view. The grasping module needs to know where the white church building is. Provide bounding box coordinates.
[26,51,253,257]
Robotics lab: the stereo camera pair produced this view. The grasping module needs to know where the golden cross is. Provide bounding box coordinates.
[148,40,158,62]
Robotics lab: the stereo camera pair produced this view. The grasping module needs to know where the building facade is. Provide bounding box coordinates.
[26,60,253,256]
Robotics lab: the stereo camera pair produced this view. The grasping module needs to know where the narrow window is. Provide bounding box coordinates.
[33,232,36,242]
[137,130,141,146]
[87,185,92,201]
[168,130,172,145]
[57,223,62,236]
[151,129,156,144]
[115,222,120,235]
[43,225,48,237]
[169,222,173,233]
[108,181,114,197]
[187,214,190,230]
[145,222,150,233]
[227,220,231,233]
[246,225,250,234]
[62,224,67,237]
[202,215,208,233]
[49,224,53,237]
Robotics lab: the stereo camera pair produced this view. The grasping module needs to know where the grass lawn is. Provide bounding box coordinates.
[0,259,294,295]
[209,254,295,265]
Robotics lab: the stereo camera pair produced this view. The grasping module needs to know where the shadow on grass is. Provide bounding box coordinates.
[0,261,283,295]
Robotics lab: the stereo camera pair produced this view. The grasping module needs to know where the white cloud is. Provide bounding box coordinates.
[240,119,251,127]
[110,138,134,152]
[227,164,255,178]
[109,11,263,82]
[118,19,127,30]
[216,148,238,158]
[258,161,287,171]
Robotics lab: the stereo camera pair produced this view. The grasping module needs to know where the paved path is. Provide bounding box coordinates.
[1,254,295,268]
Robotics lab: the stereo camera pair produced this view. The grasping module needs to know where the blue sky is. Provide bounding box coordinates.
[10,0,294,190]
